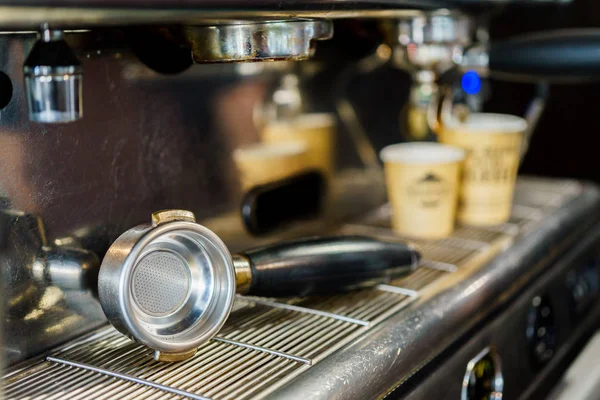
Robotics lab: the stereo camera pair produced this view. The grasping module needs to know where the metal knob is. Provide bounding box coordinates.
[23,27,83,123]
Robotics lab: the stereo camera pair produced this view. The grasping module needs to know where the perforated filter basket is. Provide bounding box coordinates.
[98,210,236,361]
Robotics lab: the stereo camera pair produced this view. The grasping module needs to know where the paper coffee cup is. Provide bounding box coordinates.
[233,141,308,190]
[380,142,465,239]
[438,113,527,226]
[261,113,335,177]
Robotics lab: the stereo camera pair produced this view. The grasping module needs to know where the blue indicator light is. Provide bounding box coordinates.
[461,70,481,95]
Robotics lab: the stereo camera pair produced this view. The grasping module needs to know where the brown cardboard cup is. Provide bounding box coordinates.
[438,113,527,226]
[380,142,465,239]
[233,141,308,190]
[261,113,335,177]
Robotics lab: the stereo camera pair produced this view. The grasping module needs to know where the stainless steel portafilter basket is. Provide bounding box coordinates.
[98,210,236,361]
[98,209,420,362]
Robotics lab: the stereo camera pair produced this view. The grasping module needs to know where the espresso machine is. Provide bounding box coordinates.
[2,0,600,399]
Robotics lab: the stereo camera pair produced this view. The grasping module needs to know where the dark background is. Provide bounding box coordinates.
[491,0,600,183]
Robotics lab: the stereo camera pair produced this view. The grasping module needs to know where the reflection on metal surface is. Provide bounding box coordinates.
[384,10,473,73]
[4,179,593,399]
[23,26,83,123]
[0,8,426,29]
[0,0,572,30]
[31,247,99,292]
[376,284,419,297]
[184,20,333,63]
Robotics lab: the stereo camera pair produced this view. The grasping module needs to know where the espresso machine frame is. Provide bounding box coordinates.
[3,1,599,399]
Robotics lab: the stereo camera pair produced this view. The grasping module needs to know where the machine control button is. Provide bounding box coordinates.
[567,257,599,318]
[526,295,556,365]
[462,347,503,400]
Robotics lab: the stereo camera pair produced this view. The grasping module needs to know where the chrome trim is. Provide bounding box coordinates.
[184,20,333,63]
[461,346,504,400]
[0,8,425,29]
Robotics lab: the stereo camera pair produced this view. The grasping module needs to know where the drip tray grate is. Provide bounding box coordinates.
[3,179,582,400]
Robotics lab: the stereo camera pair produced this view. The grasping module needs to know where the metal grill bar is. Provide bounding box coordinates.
[212,337,311,365]
[392,268,445,291]
[439,236,490,251]
[4,179,580,400]
[217,360,303,399]
[376,284,419,297]
[421,259,458,272]
[46,357,208,400]
[240,297,371,326]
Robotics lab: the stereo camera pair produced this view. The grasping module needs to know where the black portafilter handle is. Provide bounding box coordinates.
[489,29,600,82]
[237,235,420,298]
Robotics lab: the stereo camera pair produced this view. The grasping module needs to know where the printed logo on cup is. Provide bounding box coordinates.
[407,172,449,208]
[464,145,520,183]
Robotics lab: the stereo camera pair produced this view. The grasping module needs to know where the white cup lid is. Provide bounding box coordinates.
[380,142,465,164]
[267,113,335,130]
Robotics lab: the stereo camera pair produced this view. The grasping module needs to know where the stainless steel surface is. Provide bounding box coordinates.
[98,211,236,359]
[0,8,427,29]
[385,11,473,73]
[0,27,388,365]
[4,178,594,399]
[31,247,99,292]
[0,0,570,30]
[0,0,570,5]
[404,216,600,400]
[265,178,596,399]
[184,20,333,63]
[23,28,82,123]
[547,331,600,400]
[232,254,252,294]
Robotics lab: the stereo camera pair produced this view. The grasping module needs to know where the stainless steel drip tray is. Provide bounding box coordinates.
[3,177,595,400]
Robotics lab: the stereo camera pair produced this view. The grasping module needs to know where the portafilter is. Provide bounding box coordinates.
[98,209,420,362]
